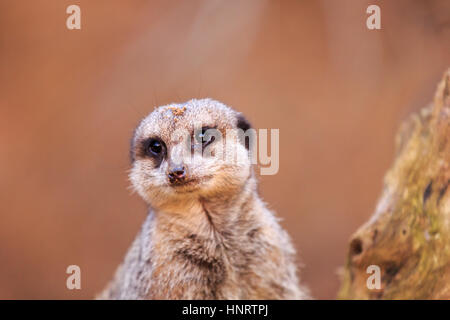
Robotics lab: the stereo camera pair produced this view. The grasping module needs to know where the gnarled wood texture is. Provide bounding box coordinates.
[339,69,450,299]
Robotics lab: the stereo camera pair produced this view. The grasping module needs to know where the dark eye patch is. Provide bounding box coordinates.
[236,114,251,132]
[137,137,167,167]
[236,114,252,149]
[194,126,216,148]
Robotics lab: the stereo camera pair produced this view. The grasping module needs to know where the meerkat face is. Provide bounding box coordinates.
[129,99,254,209]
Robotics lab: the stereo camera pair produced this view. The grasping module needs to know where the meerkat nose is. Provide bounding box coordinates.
[168,166,186,183]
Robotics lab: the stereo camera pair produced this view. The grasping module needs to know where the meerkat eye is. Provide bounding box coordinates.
[139,137,166,167]
[194,127,216,147]
[146,139,164,156]
[194,128,206,143]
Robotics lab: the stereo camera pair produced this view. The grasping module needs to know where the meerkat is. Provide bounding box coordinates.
[98,98,308,299]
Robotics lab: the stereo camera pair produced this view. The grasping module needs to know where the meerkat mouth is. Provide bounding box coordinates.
[170,176,212,192]
[170,178,201,191]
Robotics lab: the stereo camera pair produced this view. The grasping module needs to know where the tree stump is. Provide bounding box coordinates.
[338,69,450,299]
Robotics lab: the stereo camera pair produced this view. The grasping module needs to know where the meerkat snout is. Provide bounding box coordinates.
[167,165,187,184]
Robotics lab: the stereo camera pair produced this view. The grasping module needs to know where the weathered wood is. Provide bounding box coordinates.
[338,69,450,299]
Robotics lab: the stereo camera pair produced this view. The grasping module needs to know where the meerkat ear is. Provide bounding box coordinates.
[236,114,252,149]
[236,114,251,131]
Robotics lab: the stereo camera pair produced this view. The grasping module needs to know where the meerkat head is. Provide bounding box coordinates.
[129,98,254,210]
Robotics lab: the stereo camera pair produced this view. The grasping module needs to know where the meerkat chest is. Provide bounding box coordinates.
[148,218,259,299]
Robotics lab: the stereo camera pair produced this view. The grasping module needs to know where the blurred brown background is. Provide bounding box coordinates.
[0,0,449,299]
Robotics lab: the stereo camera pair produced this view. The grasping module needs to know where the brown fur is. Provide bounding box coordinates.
[98,99,308,299]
